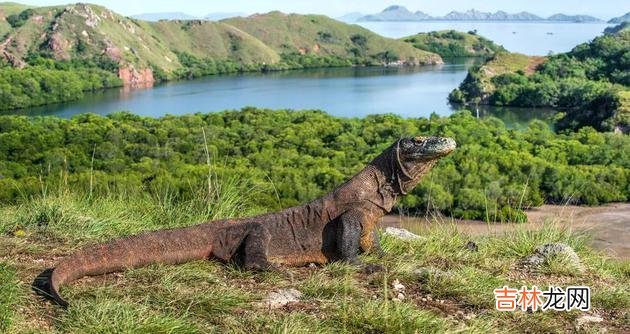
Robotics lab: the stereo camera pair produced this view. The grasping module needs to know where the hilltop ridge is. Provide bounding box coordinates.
[0,3,441,87]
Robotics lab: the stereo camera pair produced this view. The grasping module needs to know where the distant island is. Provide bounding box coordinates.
[356,6,603,23]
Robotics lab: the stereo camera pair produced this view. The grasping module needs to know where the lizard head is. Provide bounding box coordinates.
[397,136,456,162]
[391,136,456,194]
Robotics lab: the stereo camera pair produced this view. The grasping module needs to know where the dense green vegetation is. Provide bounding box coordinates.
[0,59,122,110]
[450,28,630,132]
[402,30,505,58]
[170,51,355,80]
[1,108,628,222]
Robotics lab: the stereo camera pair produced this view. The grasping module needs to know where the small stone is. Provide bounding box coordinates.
[421,297,427,302]
[576,314,603,328]
[264,288,302,309]
[522,243,584,272]
[464,241,478,252]
[392,279,405,292]
[384,227,423,241]
[396,293,405,300]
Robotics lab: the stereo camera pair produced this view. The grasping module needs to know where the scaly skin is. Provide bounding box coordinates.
[33,136,456,307]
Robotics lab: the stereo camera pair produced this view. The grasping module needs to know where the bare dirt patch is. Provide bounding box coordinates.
[382,203,630,259]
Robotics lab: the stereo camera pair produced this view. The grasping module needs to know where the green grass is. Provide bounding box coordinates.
[0,166,628,332]
[0,262,20,332]
[0,2,34,36]
[1,187,628,333]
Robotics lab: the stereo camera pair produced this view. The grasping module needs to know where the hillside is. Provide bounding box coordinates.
[222,11,440,65]
[0,3,441,74]
[449,52,544,103]
[449,28,630,133]
[605,21,630,34]
[0,2,32,36]
[401,30,506,58]
[0,3,442,111]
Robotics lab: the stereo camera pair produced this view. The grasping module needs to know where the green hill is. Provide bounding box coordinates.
[0,4,441,79]
[223,12,441,65]
[0,4,279,73]
[0,3,443,110]
[401,30,506,58]
[449,28,630,133]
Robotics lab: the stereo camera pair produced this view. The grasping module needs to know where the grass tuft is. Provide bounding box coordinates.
[0,262,20,333]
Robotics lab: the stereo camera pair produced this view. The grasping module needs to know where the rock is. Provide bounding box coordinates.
[264,288,302,309]
[384,227,423,241]
[392,279,405,292]
[464,241,478,252]
[576,314,603,328]
[118,67,155,86]
[391,279,406,301]
[522,243,584,272]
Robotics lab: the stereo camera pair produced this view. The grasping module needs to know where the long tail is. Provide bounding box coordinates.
[33,223,216,307]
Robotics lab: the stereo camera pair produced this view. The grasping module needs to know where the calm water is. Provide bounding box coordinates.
[7,60,552,127]
[357,21,612,55]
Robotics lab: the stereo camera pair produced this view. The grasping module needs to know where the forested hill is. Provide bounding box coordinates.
[401,30,506,58]
[0,3,440,81]
[449,25,630,133]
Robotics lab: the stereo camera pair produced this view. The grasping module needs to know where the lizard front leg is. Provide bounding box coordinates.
[238,222,274,271]
[337,209,364,265]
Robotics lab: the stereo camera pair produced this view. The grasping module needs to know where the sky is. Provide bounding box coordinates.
[16,0,630,20]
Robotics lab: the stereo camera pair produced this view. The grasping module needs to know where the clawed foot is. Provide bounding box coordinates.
[245,260,276,272]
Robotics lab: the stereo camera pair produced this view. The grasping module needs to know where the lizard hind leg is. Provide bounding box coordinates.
[238,222,273,271]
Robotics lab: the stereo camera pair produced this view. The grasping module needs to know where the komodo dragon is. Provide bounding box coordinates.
[34,136,456,307]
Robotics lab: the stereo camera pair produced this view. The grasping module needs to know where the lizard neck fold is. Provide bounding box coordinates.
[373,141,438,200]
